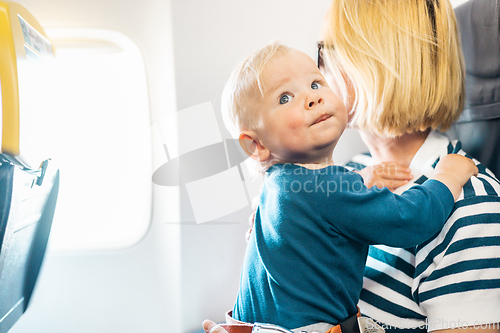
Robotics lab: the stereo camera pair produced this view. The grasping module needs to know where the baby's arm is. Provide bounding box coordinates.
[431,154,478,201]
[320,156,475,247]
[356,162,413,191]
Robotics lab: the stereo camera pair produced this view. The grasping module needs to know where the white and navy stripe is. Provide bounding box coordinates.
[349,133,500,332]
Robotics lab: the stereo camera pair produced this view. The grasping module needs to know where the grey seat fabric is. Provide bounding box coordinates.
[446,0,500,177]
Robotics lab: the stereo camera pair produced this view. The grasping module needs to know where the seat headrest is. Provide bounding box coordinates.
[456,0,500,122]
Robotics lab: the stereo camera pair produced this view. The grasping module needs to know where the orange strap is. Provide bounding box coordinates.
[222,309,361,333]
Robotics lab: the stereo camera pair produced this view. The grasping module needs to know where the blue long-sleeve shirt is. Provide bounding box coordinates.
[233,163,454,330]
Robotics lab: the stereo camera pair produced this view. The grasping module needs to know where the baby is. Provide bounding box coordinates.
[221,42,477,331]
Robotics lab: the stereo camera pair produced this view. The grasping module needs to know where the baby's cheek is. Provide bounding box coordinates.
[283,115,306,131]
[290,118,305,130]
[279,121,304,147]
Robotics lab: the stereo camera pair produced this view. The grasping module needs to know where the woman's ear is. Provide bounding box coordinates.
[239,131,271,162]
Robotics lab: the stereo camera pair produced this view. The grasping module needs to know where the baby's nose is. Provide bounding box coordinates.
[308,97,323,108]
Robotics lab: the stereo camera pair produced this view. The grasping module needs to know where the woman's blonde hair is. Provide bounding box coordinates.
[322,0,465,137]
[221,42,291,176]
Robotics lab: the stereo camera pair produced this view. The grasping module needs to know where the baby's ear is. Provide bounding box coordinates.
[239,131,271,162]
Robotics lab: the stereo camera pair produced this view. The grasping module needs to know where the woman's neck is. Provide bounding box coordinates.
[294,160,334,169]
[291,155,335,169]
[360,129,430,168]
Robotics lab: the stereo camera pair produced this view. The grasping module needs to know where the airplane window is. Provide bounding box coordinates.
[41,28,152,252]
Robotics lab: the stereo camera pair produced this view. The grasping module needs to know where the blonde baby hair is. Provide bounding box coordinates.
[221,41,291,137]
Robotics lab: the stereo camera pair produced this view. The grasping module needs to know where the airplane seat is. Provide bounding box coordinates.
[0,1,60,332]
[445,0,500,177]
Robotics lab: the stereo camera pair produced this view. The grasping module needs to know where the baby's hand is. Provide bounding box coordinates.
[356,162,413,191]
[435,154,478,186]
[433,154,478,201]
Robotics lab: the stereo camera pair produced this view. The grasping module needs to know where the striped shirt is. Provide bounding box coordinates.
[346,131,500,332]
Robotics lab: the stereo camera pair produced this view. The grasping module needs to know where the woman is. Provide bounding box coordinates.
[319,1,500,332]
[206,1,500,332]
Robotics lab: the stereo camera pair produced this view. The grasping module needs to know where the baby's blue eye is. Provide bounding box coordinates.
[279,94,293,104]
[311,82,322,90]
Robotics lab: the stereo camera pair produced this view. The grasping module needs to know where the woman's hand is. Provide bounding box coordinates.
[356,162,413,191]
[203,320,228,333]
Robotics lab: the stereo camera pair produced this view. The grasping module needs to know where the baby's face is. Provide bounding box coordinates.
[254,49,347,164]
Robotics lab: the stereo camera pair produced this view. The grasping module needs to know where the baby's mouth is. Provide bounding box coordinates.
[313,114,332,125]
